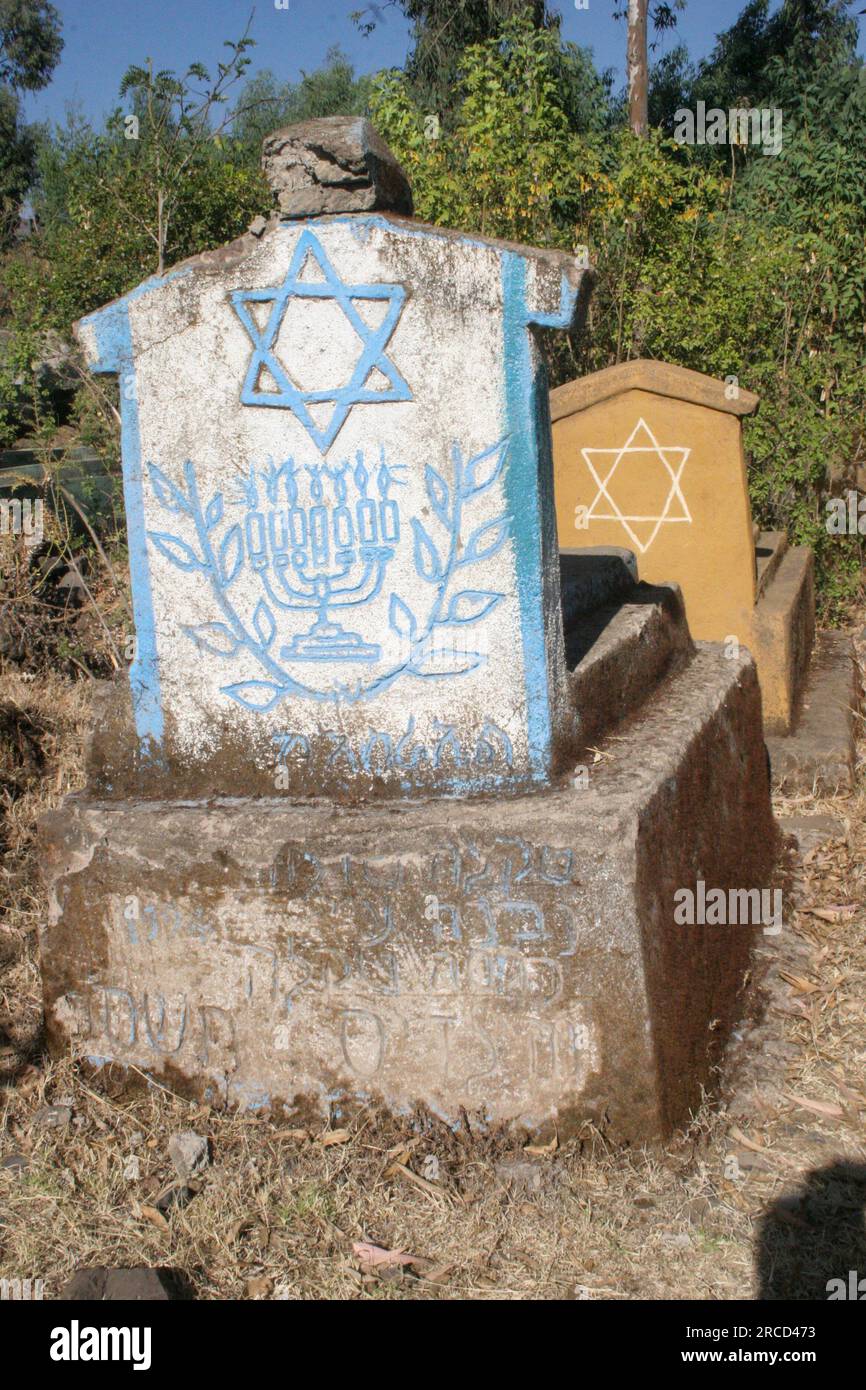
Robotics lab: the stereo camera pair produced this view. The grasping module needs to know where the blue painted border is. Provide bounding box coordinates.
[79,270,191,753]
[500,252,578,783]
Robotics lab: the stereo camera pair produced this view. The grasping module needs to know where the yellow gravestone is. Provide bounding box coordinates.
[551,360,815,734]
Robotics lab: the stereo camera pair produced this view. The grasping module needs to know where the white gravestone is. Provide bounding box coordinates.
[76,136,589,798]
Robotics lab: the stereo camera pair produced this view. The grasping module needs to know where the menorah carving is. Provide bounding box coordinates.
[246,457,401,663]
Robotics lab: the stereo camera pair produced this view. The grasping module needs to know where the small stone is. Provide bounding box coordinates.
[421,1154,440,1183]
[61,1267,192,1300]
[682,1195,716,1224]
[495,1157,545,1194]
[666,1231,693,1249]
[778,814,845,854]
[33,1104,72,1129]
[1,1152,29,1174]
[168,1130,209,1180]
[123,1155,141,1182]
[262,117,413,219]
[248,215,268,237]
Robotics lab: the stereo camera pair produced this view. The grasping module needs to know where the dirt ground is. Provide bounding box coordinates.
[1,631,865,1302]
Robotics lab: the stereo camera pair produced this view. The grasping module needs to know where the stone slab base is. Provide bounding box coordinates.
[751,539,815,735]
[566,581,693,754]
[766,630,861,795]
[777,814,846,854]
[39,648,777,1143]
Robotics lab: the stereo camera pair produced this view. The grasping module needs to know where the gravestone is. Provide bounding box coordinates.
[78,119,587,801]
[550,360,817,736]
[39,122,779,1140]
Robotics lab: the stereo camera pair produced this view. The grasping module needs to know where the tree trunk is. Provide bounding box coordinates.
[627,0,649,138]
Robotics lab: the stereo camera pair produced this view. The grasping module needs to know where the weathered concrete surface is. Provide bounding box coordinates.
[40,646,778,1143]
[777,814,845,854]
[566,581,694,754]
[751,538,815,735]
[61,1267,192,1300]
[262,117,413,218]
[767,630,860,794]
[559,545,637,624]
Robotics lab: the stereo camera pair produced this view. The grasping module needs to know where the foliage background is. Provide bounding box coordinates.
[1,0,864,620]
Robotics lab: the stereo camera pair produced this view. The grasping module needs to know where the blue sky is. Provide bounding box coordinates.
[20,0,866,131]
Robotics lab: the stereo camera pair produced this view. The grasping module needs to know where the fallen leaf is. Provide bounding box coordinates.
[352,1241,416,1275]
[803,905,857,922]
[786,1093,845,1119]
[139,1204,170,1232]
[319,1129,351,1147]
[271,1127,309,1142]
[728,1126,767,1155]
[246,1276,273,1299]
[523,1134,558,1157]
[778,970,820,994]
[386,1145,412,1167]
[386,1138,422,1157]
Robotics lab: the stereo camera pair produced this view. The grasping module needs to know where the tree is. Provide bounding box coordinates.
[615,0,684,136]
[627,0,649,135]
[0,0,62,243]
[232,48,374,154]
[356,0,555,117]
[647,44,693,134]
[117,22,257,273]
[689,0,859,114]
[0,0,62,89]
[371,14,606,245]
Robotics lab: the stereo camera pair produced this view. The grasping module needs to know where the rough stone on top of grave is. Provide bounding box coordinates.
[39,124,779,1143]
[550,359,861,791]
[262,117,413,218]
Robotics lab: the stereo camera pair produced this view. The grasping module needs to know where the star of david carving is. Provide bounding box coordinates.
[581,417,692,554]
[231,229,411,453]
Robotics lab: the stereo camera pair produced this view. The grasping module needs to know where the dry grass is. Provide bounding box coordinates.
[0,629,865,1301]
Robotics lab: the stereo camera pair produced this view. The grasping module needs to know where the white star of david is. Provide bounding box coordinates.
[581,417,692,555]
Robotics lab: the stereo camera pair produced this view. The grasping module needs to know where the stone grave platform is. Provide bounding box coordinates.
[41,555,777,1143]
[766,629,861,795]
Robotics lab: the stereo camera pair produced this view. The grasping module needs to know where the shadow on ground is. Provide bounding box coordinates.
[756,1162,866,1300]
